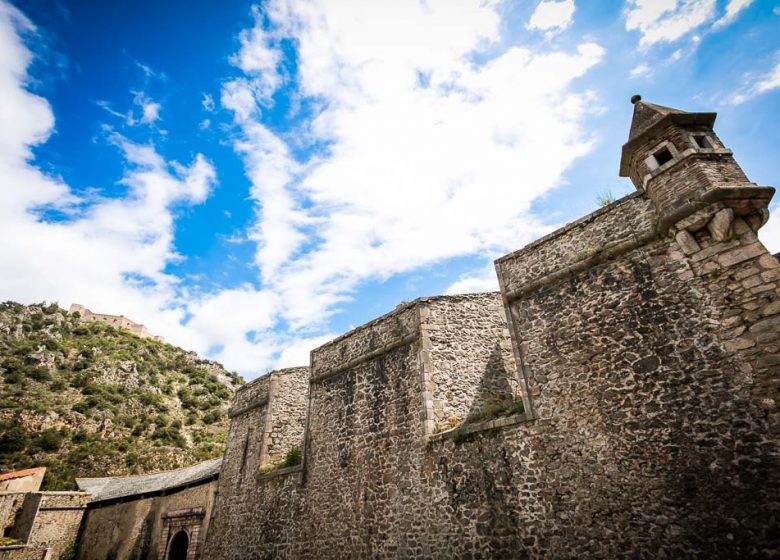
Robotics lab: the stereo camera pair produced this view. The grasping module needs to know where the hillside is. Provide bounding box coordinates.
[0,302,243,490]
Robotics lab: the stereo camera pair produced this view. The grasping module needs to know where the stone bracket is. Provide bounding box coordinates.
[659,185,775,234]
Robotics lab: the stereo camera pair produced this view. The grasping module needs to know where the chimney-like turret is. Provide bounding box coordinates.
[619,95,759,220]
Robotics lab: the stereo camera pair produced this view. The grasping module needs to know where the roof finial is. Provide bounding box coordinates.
[630,94,642,105]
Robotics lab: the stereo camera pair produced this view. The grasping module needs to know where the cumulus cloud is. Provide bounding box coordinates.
[445,265,500,295]
[0,0,220,366]
[527,0,576,33]
[221,0,605,334]
[624,0,716,46]
[0,0,607,378]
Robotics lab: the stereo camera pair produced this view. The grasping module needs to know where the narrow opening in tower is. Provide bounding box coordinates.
[653,146,673,167]
[692,134,712,149]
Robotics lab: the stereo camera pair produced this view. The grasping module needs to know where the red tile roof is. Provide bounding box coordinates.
[0,467,46,482]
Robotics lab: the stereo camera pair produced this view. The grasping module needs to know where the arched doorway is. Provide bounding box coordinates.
[167,530,189,560]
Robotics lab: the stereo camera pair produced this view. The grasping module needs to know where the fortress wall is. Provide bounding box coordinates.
[219,376,270,501]
[496,193,656,299]
[202,185,778,557]
[495,191,780,556]
[203,369,309,559]
[299,303,426,557]
[205,296,524,558]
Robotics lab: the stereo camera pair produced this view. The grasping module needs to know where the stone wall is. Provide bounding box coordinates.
[202,294,522,559]
[494,187,779,556]
[0,491,89,560]
[202,368,309,558]
[201,191,778,558]
[76,479,217,560]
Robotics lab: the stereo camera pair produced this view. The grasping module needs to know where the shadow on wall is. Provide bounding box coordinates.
[466,342,517,421]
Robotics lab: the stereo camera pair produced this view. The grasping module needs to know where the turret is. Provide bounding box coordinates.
[619,95,758,220]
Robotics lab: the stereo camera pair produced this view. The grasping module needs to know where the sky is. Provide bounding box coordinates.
[1,0,779,378]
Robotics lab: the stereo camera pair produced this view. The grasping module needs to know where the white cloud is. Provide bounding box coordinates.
[140,100,161,124]
[132,91,161,125]
[624,0,716,46]
[445,265,500,295]
[630,63,651,78]
[760,203,780,255]
[222,0,605,334]
[714,0,754,27]
[728,52,780,105]
[527,0,576,33]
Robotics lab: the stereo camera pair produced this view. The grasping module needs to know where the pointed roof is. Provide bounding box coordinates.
[628,99,687,142]
[619,95,717,177]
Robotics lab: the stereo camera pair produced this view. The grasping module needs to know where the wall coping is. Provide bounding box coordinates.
[228,395,268,418]
[257,465,302,481]
[235,366,308,395]
[495,191,646,267]
[426,412,533,443]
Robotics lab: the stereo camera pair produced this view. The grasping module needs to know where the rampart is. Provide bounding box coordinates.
[194,98,779,558]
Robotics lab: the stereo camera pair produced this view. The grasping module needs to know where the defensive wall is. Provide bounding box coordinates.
[199,98,779,559]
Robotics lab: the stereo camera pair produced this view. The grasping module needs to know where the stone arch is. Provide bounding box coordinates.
[166,529,189,560]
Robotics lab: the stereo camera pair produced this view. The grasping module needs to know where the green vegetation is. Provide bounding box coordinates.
[0,301,243,490]
[596,189,616,207]
[282,446,302,468]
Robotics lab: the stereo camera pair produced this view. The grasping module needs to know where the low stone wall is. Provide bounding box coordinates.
[0,491,88,560]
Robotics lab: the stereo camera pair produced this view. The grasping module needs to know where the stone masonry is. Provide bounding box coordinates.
[192,97,780,558]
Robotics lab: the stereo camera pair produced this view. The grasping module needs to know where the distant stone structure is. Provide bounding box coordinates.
[26,97,779,558]
[69,303,163,342]
[75,458,221,560]
[0,468,89,560]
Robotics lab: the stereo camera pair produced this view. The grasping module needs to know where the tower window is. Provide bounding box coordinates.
[653,146,673,167]
[692,134,712,149]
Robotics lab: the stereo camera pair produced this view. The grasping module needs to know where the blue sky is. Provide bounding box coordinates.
[1,0,779,377]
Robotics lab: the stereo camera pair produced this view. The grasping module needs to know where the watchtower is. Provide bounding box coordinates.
[619,94,771,234]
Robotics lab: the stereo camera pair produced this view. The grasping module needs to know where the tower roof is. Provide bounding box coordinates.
[627,99,687,142]
[619,95,717,177]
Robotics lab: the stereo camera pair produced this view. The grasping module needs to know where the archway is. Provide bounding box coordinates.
[167,530,189,560]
